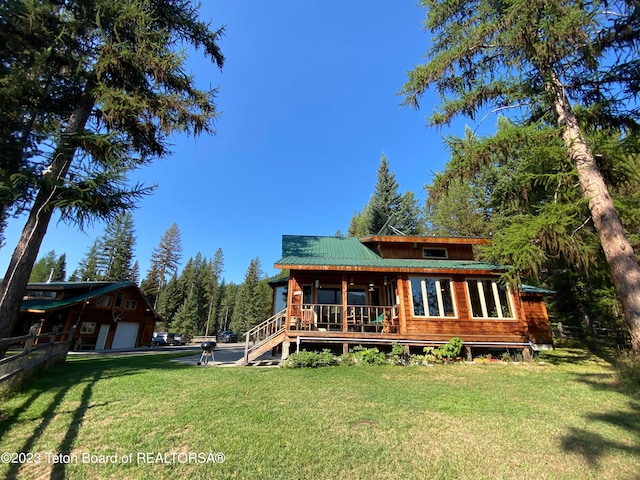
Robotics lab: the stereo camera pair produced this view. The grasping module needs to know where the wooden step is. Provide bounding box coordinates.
[236,331,286,366]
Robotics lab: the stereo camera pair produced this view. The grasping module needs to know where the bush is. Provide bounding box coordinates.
[388,342,408,365]
[421,337,464,364]
[439,337,463,360]
[282,349,337,368]
[341,346,389,366]
[615,351,640,387]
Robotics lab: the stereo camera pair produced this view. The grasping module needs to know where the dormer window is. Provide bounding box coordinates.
[423,247,448,259]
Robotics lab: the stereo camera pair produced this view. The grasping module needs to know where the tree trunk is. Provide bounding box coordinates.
[551,75,640,352]
[0,86,94,357]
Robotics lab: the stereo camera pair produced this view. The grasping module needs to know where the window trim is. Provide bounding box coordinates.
[409,276,457,319]
[466,278,515,320]
[114,292,124,308]
[97,295,112,307]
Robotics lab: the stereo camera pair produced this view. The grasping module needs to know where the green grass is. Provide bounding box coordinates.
[0,349,638,480]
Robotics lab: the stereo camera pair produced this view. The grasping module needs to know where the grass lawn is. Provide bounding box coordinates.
[0,348,638,480]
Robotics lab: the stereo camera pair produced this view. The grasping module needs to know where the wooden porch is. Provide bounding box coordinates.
[289,304,399,334]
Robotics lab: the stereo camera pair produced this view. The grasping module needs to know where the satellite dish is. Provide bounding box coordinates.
[377,213,406,236]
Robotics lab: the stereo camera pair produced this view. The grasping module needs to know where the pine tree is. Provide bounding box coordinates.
[142,223,183,308]
[347,207,372,237]
[76,240,102,282]
[231,258,271,335]
[0,0,224,352]
[29,251,66,282]
[100,212,136,281]
[156,274,181,327]
[400,0,640,351]
[204,249,224,336]
[396,191,425,235]
[368,154,401,235]
[172,291,199,338]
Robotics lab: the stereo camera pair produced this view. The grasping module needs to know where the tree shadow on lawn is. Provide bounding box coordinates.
[0,354,192,480]
[558,356,640,473]
[538,346,618,367]
[560,400,640,469]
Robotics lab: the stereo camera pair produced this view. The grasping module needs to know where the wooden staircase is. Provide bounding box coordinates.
[236,309,286,366]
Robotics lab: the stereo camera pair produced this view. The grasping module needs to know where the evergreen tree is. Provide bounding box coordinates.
[347,207,372,237]
[130,261,140,285]
[215,280,238,333]
[100,212,136,281]
[348,154,423,236]
[55,253,67,282]
[368,154,401,234]
[142,223,183,308]
[156,274,181,327]
[204,249,224,336]
[425,177,492,238]
[76,240,102,282]
[172,291,199,338]
[401,0,640,351]
[396,191,425,235]
[230,258,271,335]
[0,0,225,352]
[29,250,66,282]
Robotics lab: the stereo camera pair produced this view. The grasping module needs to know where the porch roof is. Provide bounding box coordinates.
[275,235,507,273]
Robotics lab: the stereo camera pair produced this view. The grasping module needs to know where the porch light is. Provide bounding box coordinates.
[315,279,320,289]
[383,275,388,286]
[349,278,354,286]
[368,283,375,292]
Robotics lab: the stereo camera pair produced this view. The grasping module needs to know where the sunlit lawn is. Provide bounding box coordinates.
[0,348,638,479]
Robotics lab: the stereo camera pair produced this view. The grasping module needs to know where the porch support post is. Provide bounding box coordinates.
[342,274,348,333]
[286,276,296,329]
[281,341,290,361]
[396,276,407,335]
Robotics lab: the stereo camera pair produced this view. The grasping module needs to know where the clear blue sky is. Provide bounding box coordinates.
[0,1,472,284]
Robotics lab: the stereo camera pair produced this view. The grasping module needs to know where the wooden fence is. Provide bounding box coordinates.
[0,323,76,394]
[551,322,631,349]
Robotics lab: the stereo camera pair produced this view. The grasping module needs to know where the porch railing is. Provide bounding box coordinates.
[243,308,287,364]
[291,304,398,333]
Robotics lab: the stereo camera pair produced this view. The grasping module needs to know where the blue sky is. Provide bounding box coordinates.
[0,1,471,284]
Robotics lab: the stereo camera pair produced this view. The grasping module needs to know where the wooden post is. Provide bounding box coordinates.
[465,346,473,362]
[281,341,290,361]
[22,323,39,354]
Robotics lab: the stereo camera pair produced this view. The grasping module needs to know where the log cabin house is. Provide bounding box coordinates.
[17,281,159,350]
[243,235,554,364]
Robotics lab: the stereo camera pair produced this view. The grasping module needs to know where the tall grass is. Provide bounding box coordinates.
[0,349,638,479]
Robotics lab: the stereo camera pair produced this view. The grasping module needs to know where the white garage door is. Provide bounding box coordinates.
[111,322,139,349]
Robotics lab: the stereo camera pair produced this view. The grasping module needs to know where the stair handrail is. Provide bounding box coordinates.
[243,308,287,364]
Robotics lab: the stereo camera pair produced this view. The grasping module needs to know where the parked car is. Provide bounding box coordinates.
[151,332,186,347]
[216,331,238,343]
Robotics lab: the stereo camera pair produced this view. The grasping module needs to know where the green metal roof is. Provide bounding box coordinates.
[275,235,507,272]
[21,281,135,313]
[521,284,556,295]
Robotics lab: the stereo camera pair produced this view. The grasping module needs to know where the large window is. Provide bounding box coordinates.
[466,279,513,319]
[317,287,341,305]
[409,277,455,318]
